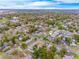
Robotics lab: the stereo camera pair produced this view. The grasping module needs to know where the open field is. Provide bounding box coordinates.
[0,9,79,59]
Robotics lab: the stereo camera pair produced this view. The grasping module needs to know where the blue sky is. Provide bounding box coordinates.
[0,0,79,9]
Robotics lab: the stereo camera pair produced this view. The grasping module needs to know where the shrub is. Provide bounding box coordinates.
[32,45,56,59]
[21,43,27,50]
[58,48,67,58]
[11,36,19,44]
[39,46,48,59]
[48,46,56,59]
[16,31,29,41]
[55,37,62,44]
[29,26,37,33]
[56,21,64,30]
[46,19,55,25]
[73,34,79,42]
[0,26,9,33]
[3,36,9,42]
[0,41,3,47]
[32,45,39,59]
[68,28,75,32]
[12,49,19,55]
[65,37,72,45]
[22,36,29,41]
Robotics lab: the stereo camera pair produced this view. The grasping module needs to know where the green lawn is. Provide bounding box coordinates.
[75,54,79,59]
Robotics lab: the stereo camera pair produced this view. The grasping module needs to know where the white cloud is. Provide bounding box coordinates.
[0,0,78,9]
[27,1,53,6]
[56,0,79,3]
[0,1,59,9]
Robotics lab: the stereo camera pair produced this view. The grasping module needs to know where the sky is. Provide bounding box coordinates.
[0,0,79,9]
